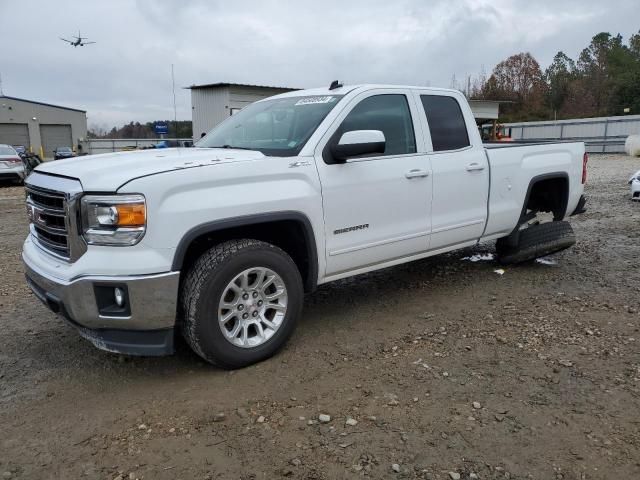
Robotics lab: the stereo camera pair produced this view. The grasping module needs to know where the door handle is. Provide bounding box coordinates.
[465,162,485,172]
[405,169,430,179]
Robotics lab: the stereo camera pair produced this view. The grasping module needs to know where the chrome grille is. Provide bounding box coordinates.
[26,185,70,259]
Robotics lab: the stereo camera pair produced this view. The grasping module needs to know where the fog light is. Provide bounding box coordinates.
[114,287,125,307]
[94,284,130,317]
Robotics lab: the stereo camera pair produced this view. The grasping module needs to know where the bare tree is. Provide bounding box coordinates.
[481,52,547,120]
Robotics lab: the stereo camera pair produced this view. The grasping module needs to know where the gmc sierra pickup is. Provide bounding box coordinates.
[22,83,587,368]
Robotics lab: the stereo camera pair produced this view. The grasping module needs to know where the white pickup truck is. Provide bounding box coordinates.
[23,83,588,367]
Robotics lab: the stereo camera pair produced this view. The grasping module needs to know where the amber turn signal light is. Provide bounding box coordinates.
[115,203,146,226]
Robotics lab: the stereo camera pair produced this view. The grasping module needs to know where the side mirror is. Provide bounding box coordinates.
[330,130,385,162]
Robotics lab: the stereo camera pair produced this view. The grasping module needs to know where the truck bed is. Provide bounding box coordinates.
[481,141,585,240]
[483,140,582,149]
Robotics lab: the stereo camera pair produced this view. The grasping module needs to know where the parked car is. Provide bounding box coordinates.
[53,147,75,160]
[0,144,25,183]
[153,140,194,148]
[630,170,640,201]
[22,83,587,368]
[13,145,27,156]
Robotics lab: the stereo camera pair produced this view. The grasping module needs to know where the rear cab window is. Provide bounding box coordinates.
[0,145,18,156]
[420,95,470,152]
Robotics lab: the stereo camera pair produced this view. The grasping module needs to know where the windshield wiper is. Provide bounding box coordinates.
[208,144,256,151]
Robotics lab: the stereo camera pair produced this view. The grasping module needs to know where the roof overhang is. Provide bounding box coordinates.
[186,82,299,91]
[468,99,509,121]
[0,95,86,113]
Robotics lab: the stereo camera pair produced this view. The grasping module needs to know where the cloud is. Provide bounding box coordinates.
[1,0,637,127]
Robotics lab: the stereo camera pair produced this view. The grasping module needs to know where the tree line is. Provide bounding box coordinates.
[471,29,640,122]
[88,120,193,139]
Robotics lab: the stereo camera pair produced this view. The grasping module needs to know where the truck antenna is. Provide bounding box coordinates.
[171,64,178,139]
[329,80,343,90]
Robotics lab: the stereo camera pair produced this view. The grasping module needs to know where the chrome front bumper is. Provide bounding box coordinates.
[23,257,180,355]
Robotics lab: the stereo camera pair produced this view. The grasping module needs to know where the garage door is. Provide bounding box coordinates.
[40,124,72,158]
[0,123,30,148]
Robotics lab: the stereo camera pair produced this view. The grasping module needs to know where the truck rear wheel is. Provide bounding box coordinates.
[180,239,303,368]
[496,221,575,265]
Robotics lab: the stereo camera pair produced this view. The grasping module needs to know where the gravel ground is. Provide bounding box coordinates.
[1,154,639,480]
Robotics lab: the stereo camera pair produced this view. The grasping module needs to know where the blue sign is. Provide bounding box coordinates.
[155,123,168,135]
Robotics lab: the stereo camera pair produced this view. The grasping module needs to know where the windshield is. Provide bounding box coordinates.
[0,146,17,156]
[57,147,72,152]
[197,95,344,156]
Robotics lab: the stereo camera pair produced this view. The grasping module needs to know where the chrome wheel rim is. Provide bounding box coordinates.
[218,267,288,348]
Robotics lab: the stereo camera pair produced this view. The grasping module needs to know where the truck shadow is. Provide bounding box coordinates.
[7,241,564,395]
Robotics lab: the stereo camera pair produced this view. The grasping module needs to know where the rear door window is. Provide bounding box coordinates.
[420,95,470,151]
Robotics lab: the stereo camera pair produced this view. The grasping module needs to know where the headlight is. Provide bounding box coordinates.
[81,194,146,246]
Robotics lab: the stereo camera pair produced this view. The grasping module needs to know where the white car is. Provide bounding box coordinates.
[22,83,588,367]
[0,144,25,183]
[630,170,640,201]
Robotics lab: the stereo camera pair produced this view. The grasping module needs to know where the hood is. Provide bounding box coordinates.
[34,147,265,191]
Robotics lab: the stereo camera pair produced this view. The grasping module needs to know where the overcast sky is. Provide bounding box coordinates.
[1,0,638,129]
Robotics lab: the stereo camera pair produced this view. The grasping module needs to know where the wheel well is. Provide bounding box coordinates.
[176,218,317,292]
[524,175,569,221]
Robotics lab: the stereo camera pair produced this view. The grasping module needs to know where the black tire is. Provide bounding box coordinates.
[180,239,303,368]
[496,221,575,265]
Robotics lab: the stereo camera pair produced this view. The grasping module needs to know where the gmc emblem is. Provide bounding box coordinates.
[27,204,47,228]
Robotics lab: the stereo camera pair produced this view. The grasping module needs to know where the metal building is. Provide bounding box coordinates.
[468,100,502,122]
[0,95,87,159]
[188,83,296,140]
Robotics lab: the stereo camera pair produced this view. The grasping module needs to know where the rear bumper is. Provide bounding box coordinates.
[23,257,180,356]
[0,169,24,180]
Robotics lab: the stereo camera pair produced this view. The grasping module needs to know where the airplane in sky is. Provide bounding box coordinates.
[59,31,96,47]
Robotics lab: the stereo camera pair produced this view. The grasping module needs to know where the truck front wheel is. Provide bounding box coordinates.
[180,239,303,368]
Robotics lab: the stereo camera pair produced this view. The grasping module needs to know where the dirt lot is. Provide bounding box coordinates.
[1,154,639,480]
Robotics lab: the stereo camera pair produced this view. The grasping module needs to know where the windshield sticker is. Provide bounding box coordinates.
[295,96,334,106]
